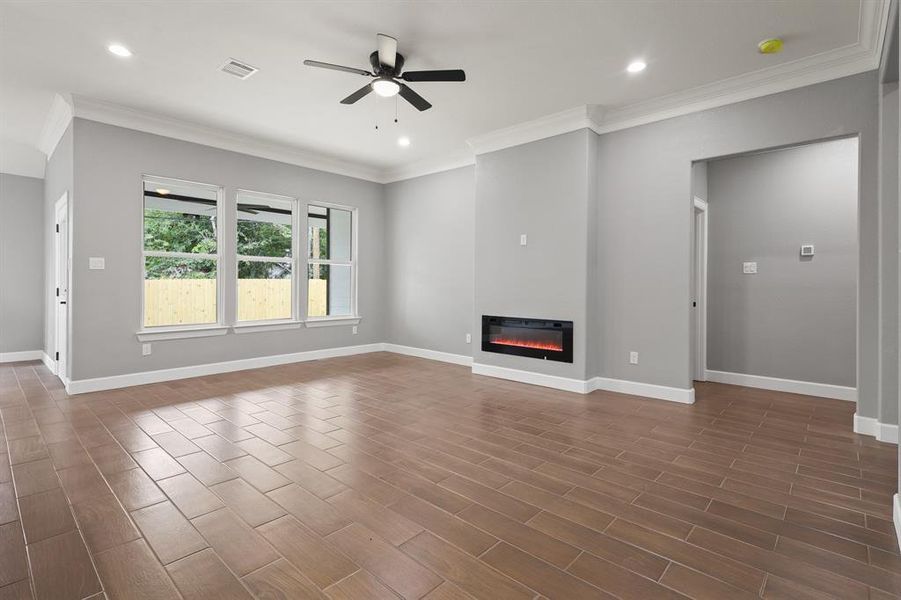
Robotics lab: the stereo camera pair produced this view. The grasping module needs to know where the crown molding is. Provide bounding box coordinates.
[381,151,475,183]
[462,0,890,153]
[466,105,601,156]
[37,93,73,159]
[34,1,891,184]
[70,95,384,183]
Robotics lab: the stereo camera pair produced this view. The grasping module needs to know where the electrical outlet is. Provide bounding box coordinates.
[465,333,472,344]
[629,351,639,365]
[520,234,527,246]
[142,343,151,356]
[352,326,358,335]
[742,261,758,274]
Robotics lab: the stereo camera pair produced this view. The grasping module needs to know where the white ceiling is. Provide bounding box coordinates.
[0,1,888,181]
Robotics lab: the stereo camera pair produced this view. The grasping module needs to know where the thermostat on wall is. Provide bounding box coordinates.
[800,244,815,257]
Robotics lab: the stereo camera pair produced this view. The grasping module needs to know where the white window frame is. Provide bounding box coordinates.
[234,189,300,327]
[305,201,359,325]
[137,175,227,341]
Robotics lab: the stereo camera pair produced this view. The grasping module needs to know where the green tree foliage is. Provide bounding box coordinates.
[143,207,293,279]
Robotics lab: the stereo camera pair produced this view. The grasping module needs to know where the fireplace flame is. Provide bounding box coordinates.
[491,337,563,351]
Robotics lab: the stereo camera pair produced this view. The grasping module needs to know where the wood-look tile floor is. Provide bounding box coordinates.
[1,353,898,600]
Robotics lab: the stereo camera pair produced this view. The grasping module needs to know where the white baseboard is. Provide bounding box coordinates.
[590,376,695,404]
[66,343,384,395]
[470,362,694,404]
[472,362,592,393]
[893,494,900,547]
[853,413,899,444]
[0,350,43,363]
[41,352,57,375]
[383,343,472,366]
[705,370,857,402]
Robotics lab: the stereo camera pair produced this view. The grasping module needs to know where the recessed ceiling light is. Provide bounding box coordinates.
[155,188,170,195]
[372,78,401,98]
[758,38,784,54]
[627,60,647,74]
[397,136,411,147]
[108,44,132,57]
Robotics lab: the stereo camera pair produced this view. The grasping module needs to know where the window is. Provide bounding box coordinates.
[142,177,222,328]
[236,191,297,322]
[307,204,356,318]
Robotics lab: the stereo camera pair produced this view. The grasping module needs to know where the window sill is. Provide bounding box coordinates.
[232,320,304,334]
[136,325,229,342]
[304,316,361,328]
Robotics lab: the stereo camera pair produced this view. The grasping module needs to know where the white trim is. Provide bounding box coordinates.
[305,202,358,320]
[233,320,303,334]
[235,188,300,324]
[383,344,472,366]
[41,352,57,374]
[470,362,695,404]
[71,95,383,183]
[471,362,591,393]
[705,370,857,402]
[65,343,384,394]
[141,175,224,332]
[136,326,229,342]
[49,2,888,186]
[692,198,708,383]
[853,413,899,444]
[304,317,361,328]
[467,106,601,156]
[38,94,73,158]
[381,152,476,184]
[893,494,900,546]
[589,376,695,405]
[0,350,43,363]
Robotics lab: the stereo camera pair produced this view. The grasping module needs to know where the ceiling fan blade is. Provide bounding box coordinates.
[340,83,374,105]
[303,60,371,77]
[377,33,397,68]
[398,83,432,111]
[401,69,466,82]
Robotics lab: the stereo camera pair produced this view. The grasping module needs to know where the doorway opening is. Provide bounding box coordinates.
[54,192,69,382]
[690,137,859,399]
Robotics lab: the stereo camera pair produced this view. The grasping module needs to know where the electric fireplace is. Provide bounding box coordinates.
[482,315,573,363]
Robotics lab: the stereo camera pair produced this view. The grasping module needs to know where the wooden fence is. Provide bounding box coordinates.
[144,279,326,326]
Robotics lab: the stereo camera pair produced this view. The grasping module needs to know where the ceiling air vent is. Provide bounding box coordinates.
[220,58,258,80]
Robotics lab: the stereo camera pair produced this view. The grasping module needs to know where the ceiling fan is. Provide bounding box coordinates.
[303,33,465,111]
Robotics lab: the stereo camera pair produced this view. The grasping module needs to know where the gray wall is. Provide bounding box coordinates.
[881,81,899,425]
[706,139,858,387]
[0,173,44,353]
[595,71,879,418]
[384,167,474,357]
[43,124,74,376]
[70,118,386,380]
[474,130,594,380]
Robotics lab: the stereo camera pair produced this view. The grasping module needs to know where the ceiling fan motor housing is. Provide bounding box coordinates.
[370,51,404,76]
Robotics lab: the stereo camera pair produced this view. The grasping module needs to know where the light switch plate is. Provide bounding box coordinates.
[89,257,105,270]
[520,234,527,246]
[800,244,815,256]
[742,261,758,274]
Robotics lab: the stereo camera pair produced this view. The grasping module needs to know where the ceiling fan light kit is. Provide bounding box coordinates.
[303,33,466,111]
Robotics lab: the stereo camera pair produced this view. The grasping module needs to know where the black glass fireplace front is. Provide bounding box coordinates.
[481,315,573,363]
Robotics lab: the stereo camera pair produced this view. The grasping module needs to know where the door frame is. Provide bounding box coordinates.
[53,192,70,381]
[693,196,708,382]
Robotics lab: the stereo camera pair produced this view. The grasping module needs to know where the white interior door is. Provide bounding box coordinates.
[55,194,68,379]
[692,198,708,382]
